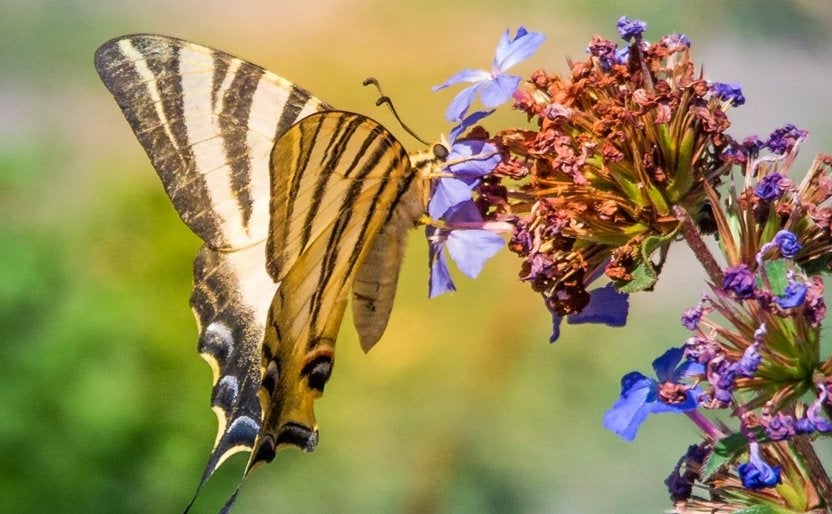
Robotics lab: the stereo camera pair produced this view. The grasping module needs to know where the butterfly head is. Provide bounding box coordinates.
[407,141,450,219]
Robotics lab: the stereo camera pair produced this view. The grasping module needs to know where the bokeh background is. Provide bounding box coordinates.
[3,1,832,512]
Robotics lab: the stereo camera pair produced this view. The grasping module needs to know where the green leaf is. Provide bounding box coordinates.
[703,432,747,480]
[617,226,680,293]
[763,259,789,295]
[618,258,658,293]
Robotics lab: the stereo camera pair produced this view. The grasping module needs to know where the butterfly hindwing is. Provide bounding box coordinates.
[247,111,423,467]
[94,34,330,480]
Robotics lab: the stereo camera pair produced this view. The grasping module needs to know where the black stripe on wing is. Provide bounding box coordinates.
[248,112,419,473]
[94,34,331,249]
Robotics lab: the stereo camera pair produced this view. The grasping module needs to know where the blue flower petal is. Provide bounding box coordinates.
[449,109,495,143]
[776,282,808,309]
[443,198,483,223]
[446,229,505,279]
[446,140,500,176]
[444,82,487,122]
[479,74,521,108]
[428,178,477,219]
[427,226,455,298]
[652,347,685,382]
[550,313,563,343]
[673,360,705,381]
[433,68,492,91]
[567,284,629,327]
[493,27,546,71]
[429,251,456,298]
[603,374,655,441]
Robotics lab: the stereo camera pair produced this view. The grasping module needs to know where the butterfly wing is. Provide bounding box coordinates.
[246,111,423,468]
[350,220,410,352]
[94,34,330,480]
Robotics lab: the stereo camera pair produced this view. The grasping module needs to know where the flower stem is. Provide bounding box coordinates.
[685,410,723,441]
[673,205,724,285]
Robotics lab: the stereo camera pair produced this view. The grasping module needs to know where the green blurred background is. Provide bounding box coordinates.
[3,1,832,512]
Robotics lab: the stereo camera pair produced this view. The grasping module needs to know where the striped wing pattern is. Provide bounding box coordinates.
[95,34,440,509]
[94,34,330,482]
[248,111,423,468]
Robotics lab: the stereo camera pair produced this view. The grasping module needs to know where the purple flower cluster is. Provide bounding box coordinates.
[616,16,647,41]
[433,19,832,509]
[793,386,832,435]
[772,230,802,259]
[766,123,808,155]
[720,124,809,165]
[753,173,788,201]
[722,264,755,299]
[684,326,762,408]
[659,33,691,50]
[681,294,711,330]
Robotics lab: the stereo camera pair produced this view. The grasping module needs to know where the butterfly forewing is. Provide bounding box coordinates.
[248,111,423,467]
[94,34,330,481]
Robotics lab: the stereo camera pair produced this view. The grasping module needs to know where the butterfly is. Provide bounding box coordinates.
[94,33,447,507]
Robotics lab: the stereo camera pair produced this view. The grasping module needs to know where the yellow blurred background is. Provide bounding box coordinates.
[3,1,832,512]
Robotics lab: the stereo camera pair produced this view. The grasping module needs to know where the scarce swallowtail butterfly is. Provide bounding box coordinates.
[94,34,447,509]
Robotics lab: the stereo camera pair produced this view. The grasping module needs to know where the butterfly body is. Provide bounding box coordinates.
[95,33,442,495]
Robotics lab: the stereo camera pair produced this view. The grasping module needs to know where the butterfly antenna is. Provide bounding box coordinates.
[363,78,431,146]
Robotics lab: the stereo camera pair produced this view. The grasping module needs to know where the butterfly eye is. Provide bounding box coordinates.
[432,143,449,161]
[302,356,333,392]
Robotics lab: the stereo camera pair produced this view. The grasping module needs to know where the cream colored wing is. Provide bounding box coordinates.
[94,33,329,484]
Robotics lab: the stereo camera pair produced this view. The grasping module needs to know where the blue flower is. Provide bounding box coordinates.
[434,27,545,122]
[586,36,617,66]
[659,33,690,50]
[616,16,647,42]
[735,338,762,376]
[614,45,630,65]
[603,347,703,441]
[776,281,808,309]
[772,230,802,259]
[681,308,701,330]
[754,173,787,201]
[427,201,505,298]
[738,443,782,490]
[766,124,808,155]
[710,82,745,107]
[428,139,500,219]
[795,386,832,434]
[722,264,756,299]
[550,284,629,343]
[681,295,710,331]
